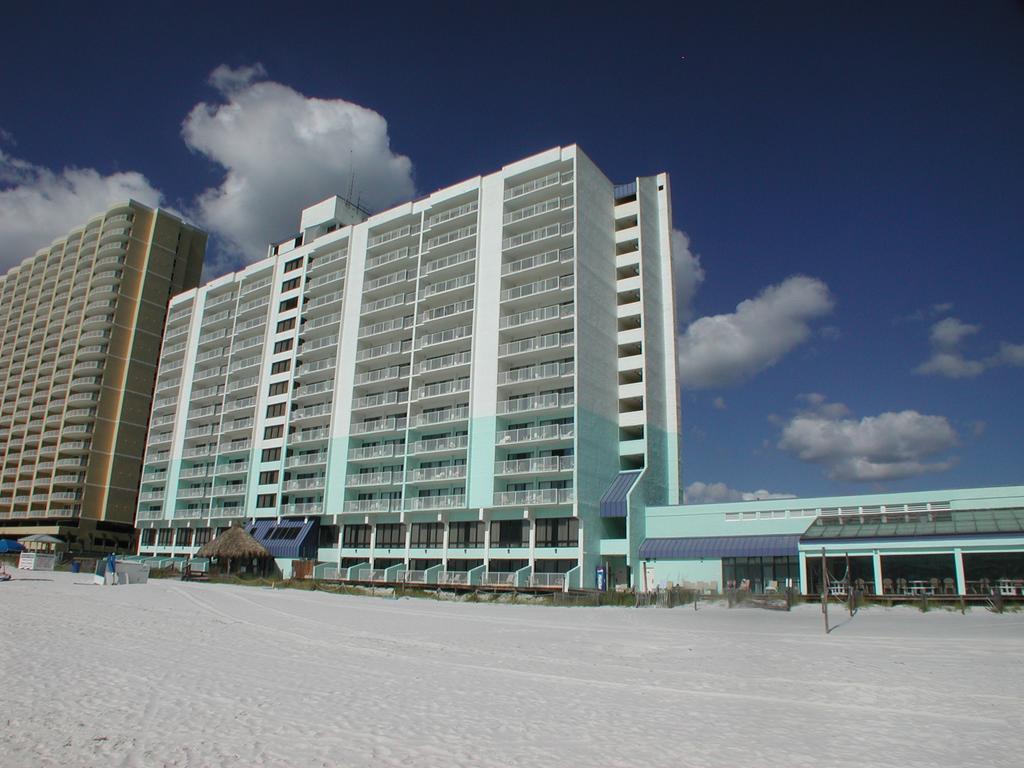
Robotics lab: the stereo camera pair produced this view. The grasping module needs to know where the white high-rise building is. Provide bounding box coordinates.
[136,146,679,589]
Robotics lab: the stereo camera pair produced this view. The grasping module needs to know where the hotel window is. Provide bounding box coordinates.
[271,360,291,375]
[276,317,296,333]
[261,447,281,462]
[535,517,579,548]
[141,529,157,546]
[157,528,173,546]
[256,493,276,508]
[343,524,371,548]
[273,338,293,354]
[266,403,286,418]
[268,381,289,396]
[448,521,483,548]
[281,277,301,293]
[264,425,283,439]
[194,528,212,546]
[375,523,405,548]
[411,522,444,548]
[175,528,193,547]
[258,470,279,485]
[279,297,298,312]
[284,256,303,273]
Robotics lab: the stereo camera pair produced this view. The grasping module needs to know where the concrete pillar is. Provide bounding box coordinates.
[441,520,450,570]
[798,551,808,595]
[872,551,884,595]
[954,548,966,595]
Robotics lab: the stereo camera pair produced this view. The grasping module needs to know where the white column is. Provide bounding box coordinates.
[441,520,450,570]
[527,511,536,570]
[872,551,884,595]
[954,548,966,595]
[482,513,491,571]
[368,522,376,568]
[798,551,808,595]
[404,522,412,568]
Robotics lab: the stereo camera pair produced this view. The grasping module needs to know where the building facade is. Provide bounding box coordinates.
[0,202,206,550]
[642,485,1024,596]
[135,146,681,588]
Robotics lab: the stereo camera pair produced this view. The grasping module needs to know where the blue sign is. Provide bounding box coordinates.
[596,565,607,592]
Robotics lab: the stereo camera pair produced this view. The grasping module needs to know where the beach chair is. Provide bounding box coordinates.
[764,580,779,594]
[882,578,893,594]
[943,577,955,594]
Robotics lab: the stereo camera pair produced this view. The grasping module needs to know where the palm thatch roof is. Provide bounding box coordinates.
[196,523,270,560]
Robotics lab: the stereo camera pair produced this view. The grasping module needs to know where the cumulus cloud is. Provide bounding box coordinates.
[671,229,704,322]
[684,481,796,504]
[776,394,958,481]
[0,150,163,270]
[183,64,416,273]
[677,275,834,389]
[915,316,1023,379]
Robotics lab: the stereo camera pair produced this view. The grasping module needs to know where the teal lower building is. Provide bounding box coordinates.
[639,485,1024,596]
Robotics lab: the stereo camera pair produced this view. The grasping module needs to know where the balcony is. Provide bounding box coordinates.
[214,462,250,477]
[415,324,472,351]
[497,361,574,386]
[299,335,339,357]
[418,298,473,325]
[495,423,575,446]
[425,200,478,229]
[492,489,574,506]
[282,477,325,492]
[280,502,323,516]
[504,171,562,202]
[413,351,471,376]
[418,273,474,302]
[285,452,327,468]
[291,404,332,422]
[290,428,330,445]
[358,314,414,340]
[351,391,407,411]
[353,365,406,387]
[292,380,334,400]
[494,456,574,475]
[403,494,466,511]
[343,498,394,513]
[363,268,413,294]
[501,274,574,304]
[347,444,403,462]
[410,405,469,428]
[345,471,394,488]
[405,465,467,483]
[499,301,575,331]
[423,224,476,253]
[356,339,411,363]
[503,195,571,227]
[212,484,246,497]
[498,331,574,358]
[367,222,419,250]
[226,377,258,394]
[497,392,574,415]
[413,378,471,400]
[220,440,252,454]
[420,248,475,278]
[302,311,342,335]
[407,435,468,456]
[349,417,406,436]
[365,244,418,272]
[305,269,345,293]
[177,487,211,500]
[305,290,344,312]
[361,292,412,317]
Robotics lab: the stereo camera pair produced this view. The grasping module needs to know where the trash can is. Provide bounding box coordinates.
[70,560,80,574]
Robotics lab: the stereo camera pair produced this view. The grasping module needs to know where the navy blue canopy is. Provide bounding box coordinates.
[638,534,802,560]
[0,539,24,554]
[246,519,319,559]
[600,471,641,518]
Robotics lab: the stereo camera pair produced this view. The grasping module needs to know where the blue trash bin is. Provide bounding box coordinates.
[70,560,80,574]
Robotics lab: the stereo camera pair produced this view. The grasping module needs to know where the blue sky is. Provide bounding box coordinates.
[1,2,1021,502]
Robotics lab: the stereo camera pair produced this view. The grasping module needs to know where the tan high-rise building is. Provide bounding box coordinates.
[0,201,206,551]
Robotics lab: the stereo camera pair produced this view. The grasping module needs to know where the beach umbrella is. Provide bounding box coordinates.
[0,539,24,554]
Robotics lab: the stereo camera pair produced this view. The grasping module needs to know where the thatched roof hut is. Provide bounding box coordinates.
[196,523,270,574]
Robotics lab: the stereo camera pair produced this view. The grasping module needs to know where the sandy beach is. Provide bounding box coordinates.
[2,570,1022,767]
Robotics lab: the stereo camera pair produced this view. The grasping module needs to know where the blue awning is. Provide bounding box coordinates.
[639,534,802,560]
[247,519,318,559]
[600,471,641,518]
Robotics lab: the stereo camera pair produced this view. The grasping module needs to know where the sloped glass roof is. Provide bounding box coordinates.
[802,508,1024,540]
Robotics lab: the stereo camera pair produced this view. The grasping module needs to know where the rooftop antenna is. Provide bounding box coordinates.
[347,149,356,203]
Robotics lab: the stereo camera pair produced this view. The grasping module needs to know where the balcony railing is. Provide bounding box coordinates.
[497,392,574,415]
[492,489,574,506]
[497,361,574,386]
[404,494,466,511]
[405,465,467,482]
[343,498,394,513]
[285,452,327,468]
[495,423,575,445]
[494,456,574,475]
[407,435,468,455]
[499,301,575,330]
[345,471,394,487]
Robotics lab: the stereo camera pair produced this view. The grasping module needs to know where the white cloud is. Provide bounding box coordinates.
[684,481,796,504]
[915,316,1023,379]
[183,64,416,273]
[671,229,704,322]
[677,275,834,389]
[929,317,980,349]
[0,150,163,271]
[994,342,1024,367]
[777,395,958,481]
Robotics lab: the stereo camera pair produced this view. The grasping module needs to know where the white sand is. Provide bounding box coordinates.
[2,571,1022,768]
